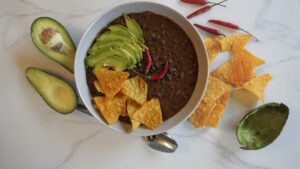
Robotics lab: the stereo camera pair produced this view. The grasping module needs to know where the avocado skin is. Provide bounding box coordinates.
[31,17,76,73]
[236,103,289,150]
[26,67,78,114]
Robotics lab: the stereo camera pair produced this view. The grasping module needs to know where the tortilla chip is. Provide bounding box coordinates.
[210,60,231,83]
[93,67,129,98]
[189,101,216,128]
[211,46,265,87]
[190,75,231,128]
[132,98,162,129]
[204,38,222,64]
[231,45,265,84]
[242,74,272,101]
[121,76,148,105]
[93,80,103,93]
[217,34,252,51]
[93,93,127,124]
[202,76,231,103]
[126,99,141,130]
[231,45,265,67]
[204,91,230,128]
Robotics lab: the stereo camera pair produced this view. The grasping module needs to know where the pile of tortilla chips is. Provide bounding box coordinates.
[92,67,162,131]
[190,34,272,128]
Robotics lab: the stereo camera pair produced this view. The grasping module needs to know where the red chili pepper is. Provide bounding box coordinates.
[148,61,170,80]
[194,24,225,36]
[181,0,226,7]
[186,0,227,19]
[208,19,259,41]
[181,0,207,5]
[144,49,152,74]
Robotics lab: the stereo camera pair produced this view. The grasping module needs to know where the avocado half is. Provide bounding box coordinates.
[236,103,289,150]
[26,67,77,114]
[31,17,76,73]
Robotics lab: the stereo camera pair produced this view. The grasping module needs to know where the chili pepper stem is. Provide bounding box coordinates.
[181,0,226,6]
[207,2,226,7]
[239,28,259,42]
[219,33,226,37]
[131,69,147,79]
[210,0,228,8]
[186,0,227,19]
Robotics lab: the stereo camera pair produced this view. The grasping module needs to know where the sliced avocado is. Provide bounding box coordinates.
[236,103,289,150]
[31,17,76,73]
[108,25,130,34]
[96,31,146,51]
[26,67,77,114]
[88,45,114,57]
[122,42,143,60]
[124,15,143,37]
[88,41,104,55]
[85,48,135,70]
[108,25,145,44]
[86,15,146,71]
[96,31,138,45]
[96,56,129,71]
[90,40,142,60]
[118,47,137,65]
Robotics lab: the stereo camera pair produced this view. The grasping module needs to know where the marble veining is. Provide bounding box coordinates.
[0,0,299,169]
[52,129,102,169]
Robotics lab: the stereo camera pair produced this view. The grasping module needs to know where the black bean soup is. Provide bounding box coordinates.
[86,11,198,122]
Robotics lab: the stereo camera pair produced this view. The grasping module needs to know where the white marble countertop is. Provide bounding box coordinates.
[1,0,300,169]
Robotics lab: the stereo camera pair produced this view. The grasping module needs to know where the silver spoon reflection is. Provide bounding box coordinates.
[143,132,178,153]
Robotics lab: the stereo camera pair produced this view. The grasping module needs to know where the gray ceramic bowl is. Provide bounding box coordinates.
[75,1,208,136]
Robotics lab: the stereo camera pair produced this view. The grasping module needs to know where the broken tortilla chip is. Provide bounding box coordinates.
[242,74,272,101]
[204,38,222,64]
[93,93,127,124]
[217,34,252,51]
[211,46,265,87]
[127,99,141,130]
[202,76,231,103]
[231,45,265,84]
[204,91,230,128]
[189,101,217,128]
[189,76,231,128]
[93,67,129,98]
[121,76,148,105]
[132,98,162,129]
[210,60,232,83]
[93,80,103,93]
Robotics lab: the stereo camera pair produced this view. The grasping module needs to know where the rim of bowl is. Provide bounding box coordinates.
[75,1,209,136]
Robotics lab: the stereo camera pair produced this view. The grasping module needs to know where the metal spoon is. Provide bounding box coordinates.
[76,104,178,153]
[143,132,178,153]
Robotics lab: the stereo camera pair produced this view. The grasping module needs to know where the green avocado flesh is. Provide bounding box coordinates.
[85,15,146,71]
[236,103,289,150]
[85,48,132,71]
[124,15,143,37]
[31,17,76,73]
[26,67,77,114]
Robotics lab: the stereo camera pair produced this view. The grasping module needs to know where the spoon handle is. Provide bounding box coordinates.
[76,104,92,116]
